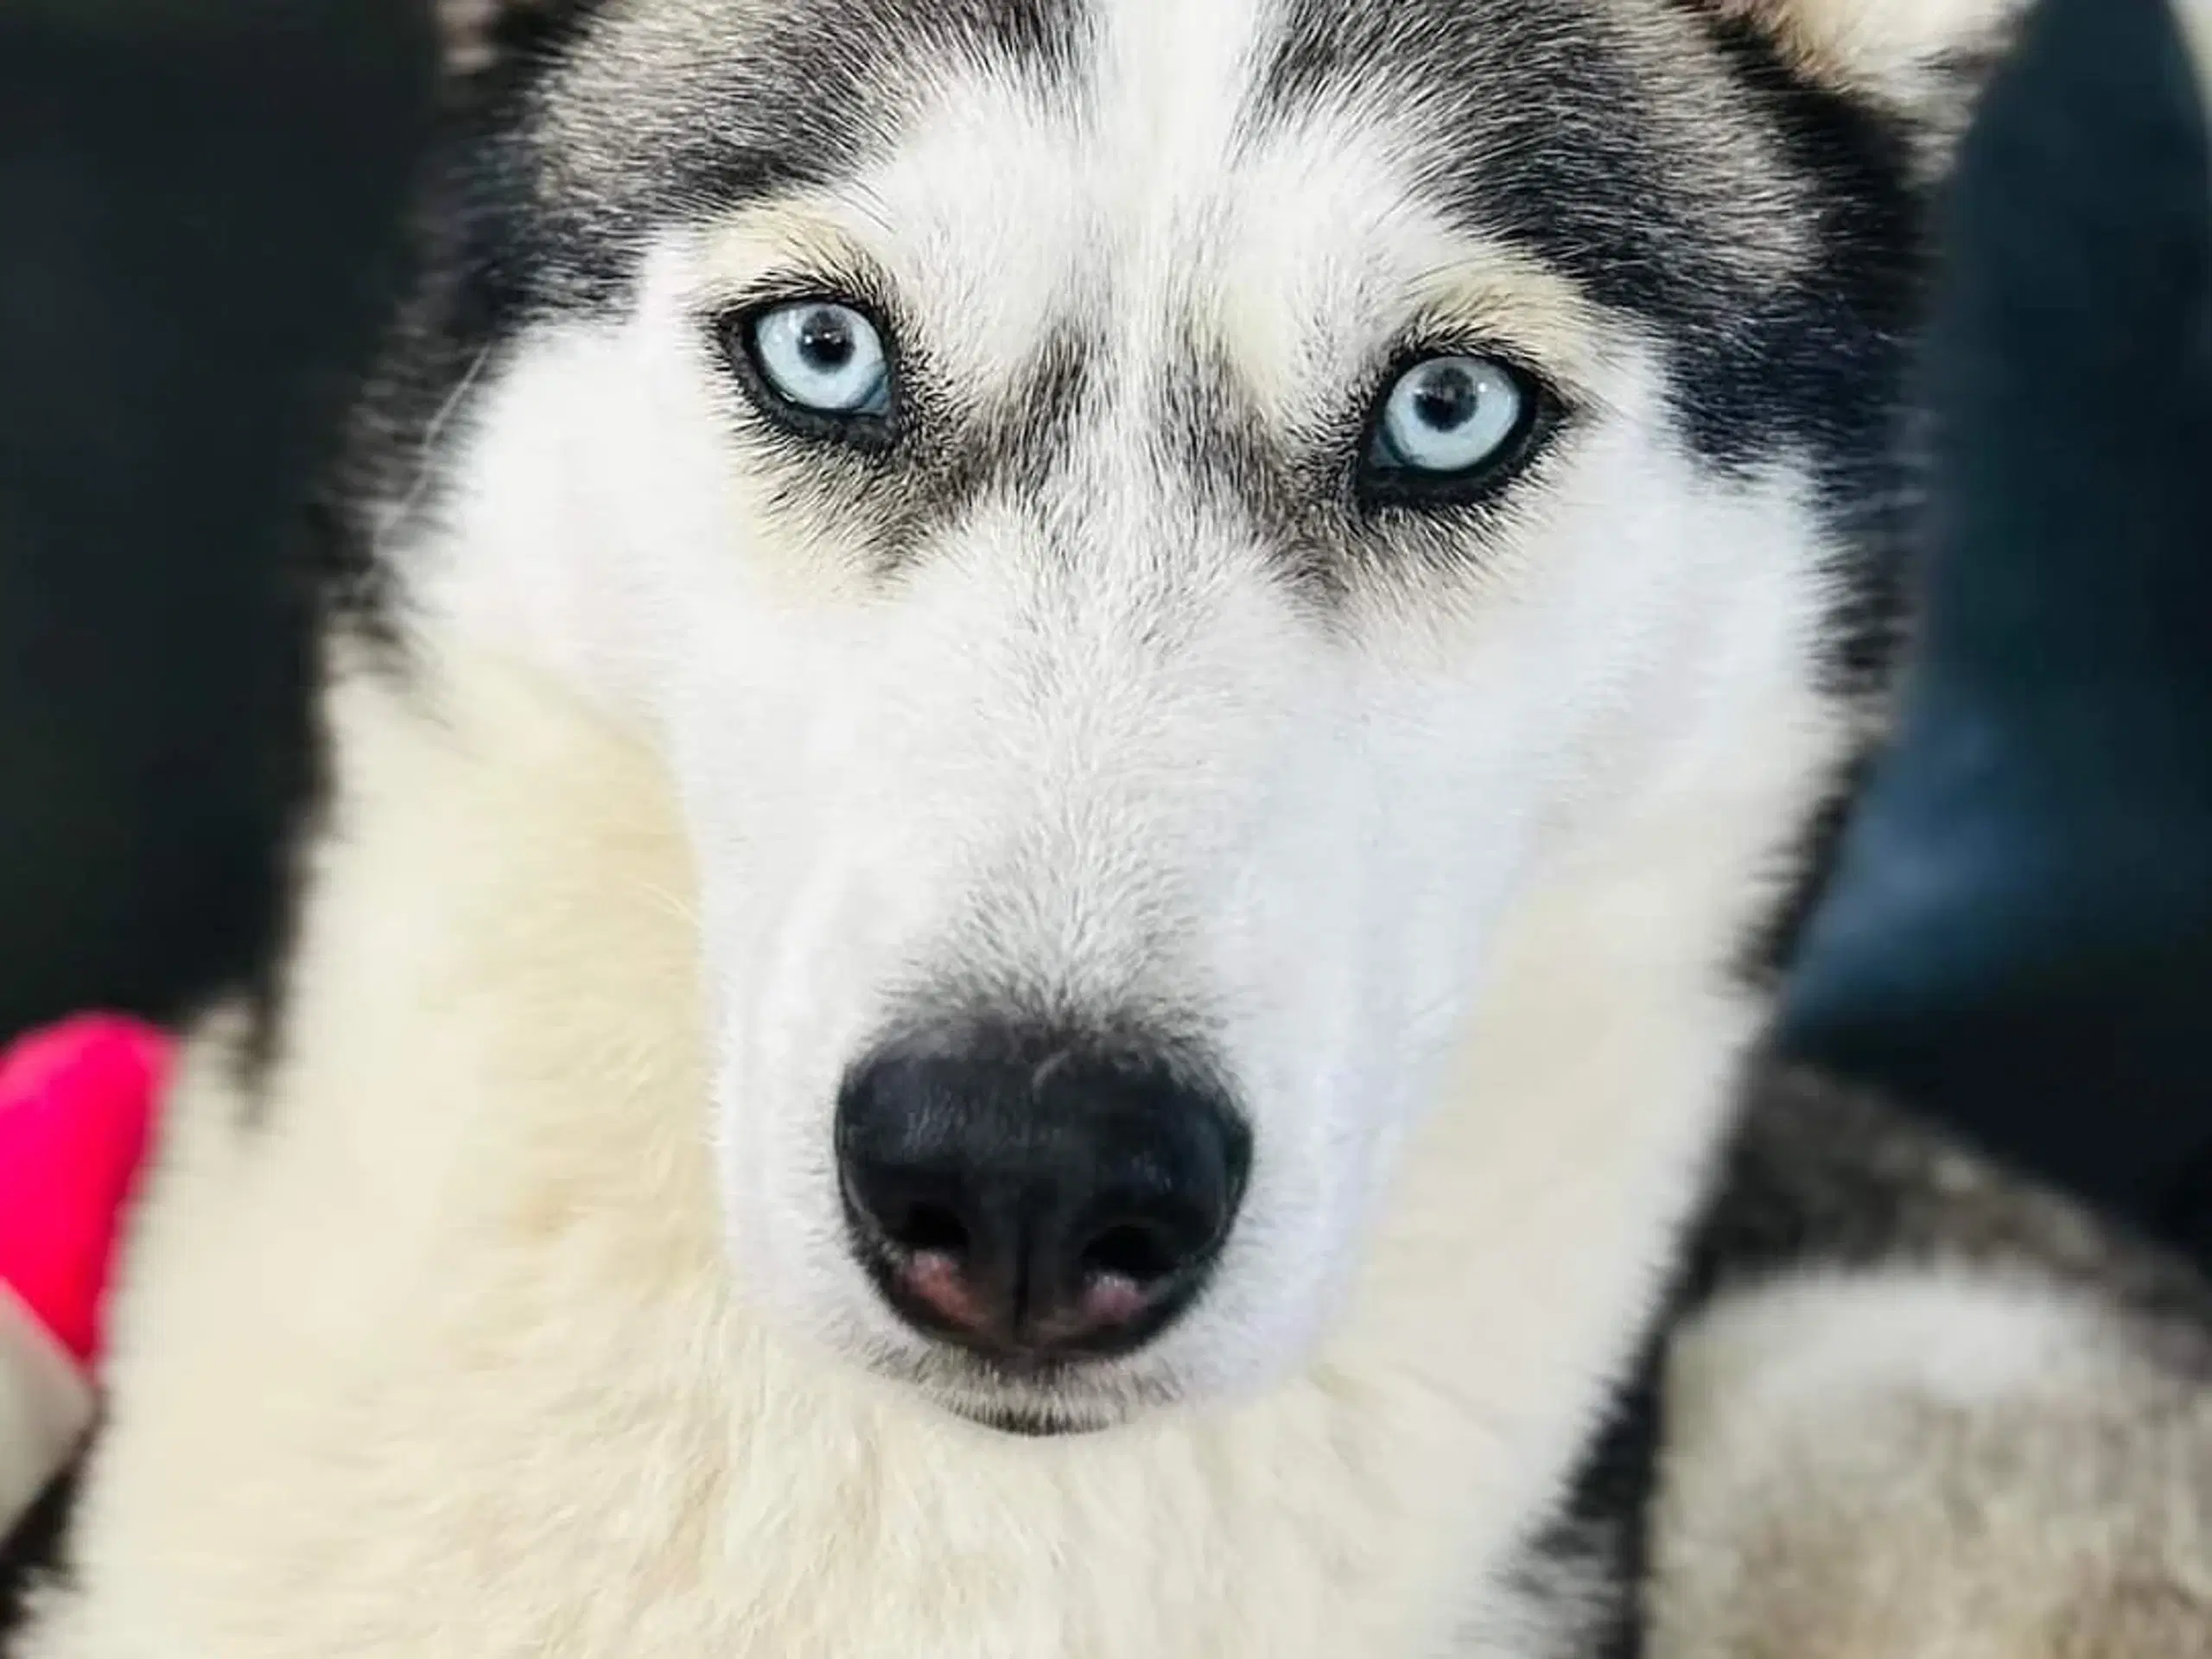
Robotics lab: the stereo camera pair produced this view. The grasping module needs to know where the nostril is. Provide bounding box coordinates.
[1078,1221,1184,1287]
[887,1200,969,1259]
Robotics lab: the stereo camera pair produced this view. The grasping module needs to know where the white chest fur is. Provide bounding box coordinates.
[21,648,1815,1659]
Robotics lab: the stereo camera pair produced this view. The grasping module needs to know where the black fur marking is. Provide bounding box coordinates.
[0,1457,81,1649]
[1497,1050,1792,1659]
[324,0,616,634]
[1155,347,1350,602]
[228,523,336,1106]
[1735,740,1880,992]
[1511,1330,1669,1659]
[469,0,602,71]
[1254,1,1718,363]
[924,324,1100,529]
[1672,5,1929,696]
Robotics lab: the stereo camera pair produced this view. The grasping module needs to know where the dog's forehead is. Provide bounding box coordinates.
[537,0,1797,296]
[497,0,1888,510]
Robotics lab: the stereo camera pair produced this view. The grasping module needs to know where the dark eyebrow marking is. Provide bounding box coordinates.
[1244,0,1928,690]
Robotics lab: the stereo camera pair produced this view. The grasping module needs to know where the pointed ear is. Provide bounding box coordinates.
[434,0,582,77]
[1705,0,2028,116]
[435,0,504,73]
[2179,0,2212,105]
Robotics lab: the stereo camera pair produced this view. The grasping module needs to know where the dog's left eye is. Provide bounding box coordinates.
[735,299,894,423]
[1362,355,1536,493]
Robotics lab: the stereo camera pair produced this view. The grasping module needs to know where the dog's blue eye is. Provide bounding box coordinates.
[747,301,893,418]
[1369,356,1528,476]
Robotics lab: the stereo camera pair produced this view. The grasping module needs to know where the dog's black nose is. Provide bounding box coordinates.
[836,1027,1250,1363]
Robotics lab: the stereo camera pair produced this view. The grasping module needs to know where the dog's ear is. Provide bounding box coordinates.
[2178,0,2212,105]
[1704,0,2029,118]
[434,0,587,78]
[435,0,505,74]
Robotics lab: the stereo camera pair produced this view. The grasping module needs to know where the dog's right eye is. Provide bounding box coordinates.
[727,299,896,435]
[1355,353,1551,512]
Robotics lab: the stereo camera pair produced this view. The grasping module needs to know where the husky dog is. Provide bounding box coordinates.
[9,0,2211,1654]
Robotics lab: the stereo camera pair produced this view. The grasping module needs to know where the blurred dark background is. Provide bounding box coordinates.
[0,0,434,1052]
[1784,0,2212,1265]
[0,0,2207,1264]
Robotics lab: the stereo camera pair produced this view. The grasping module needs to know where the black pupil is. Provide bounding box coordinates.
[798,308,856,372]
[1412,364,1479,432]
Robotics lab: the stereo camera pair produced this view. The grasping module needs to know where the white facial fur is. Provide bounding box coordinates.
[412,7,1846,1429]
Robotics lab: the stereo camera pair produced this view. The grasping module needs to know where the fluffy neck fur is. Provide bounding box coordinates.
[50,635,1833,1659]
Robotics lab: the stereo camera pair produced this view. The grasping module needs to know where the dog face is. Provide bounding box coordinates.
[392,0,2000,1433]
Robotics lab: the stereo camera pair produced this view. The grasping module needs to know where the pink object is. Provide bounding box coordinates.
[0,1015,172,1370]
